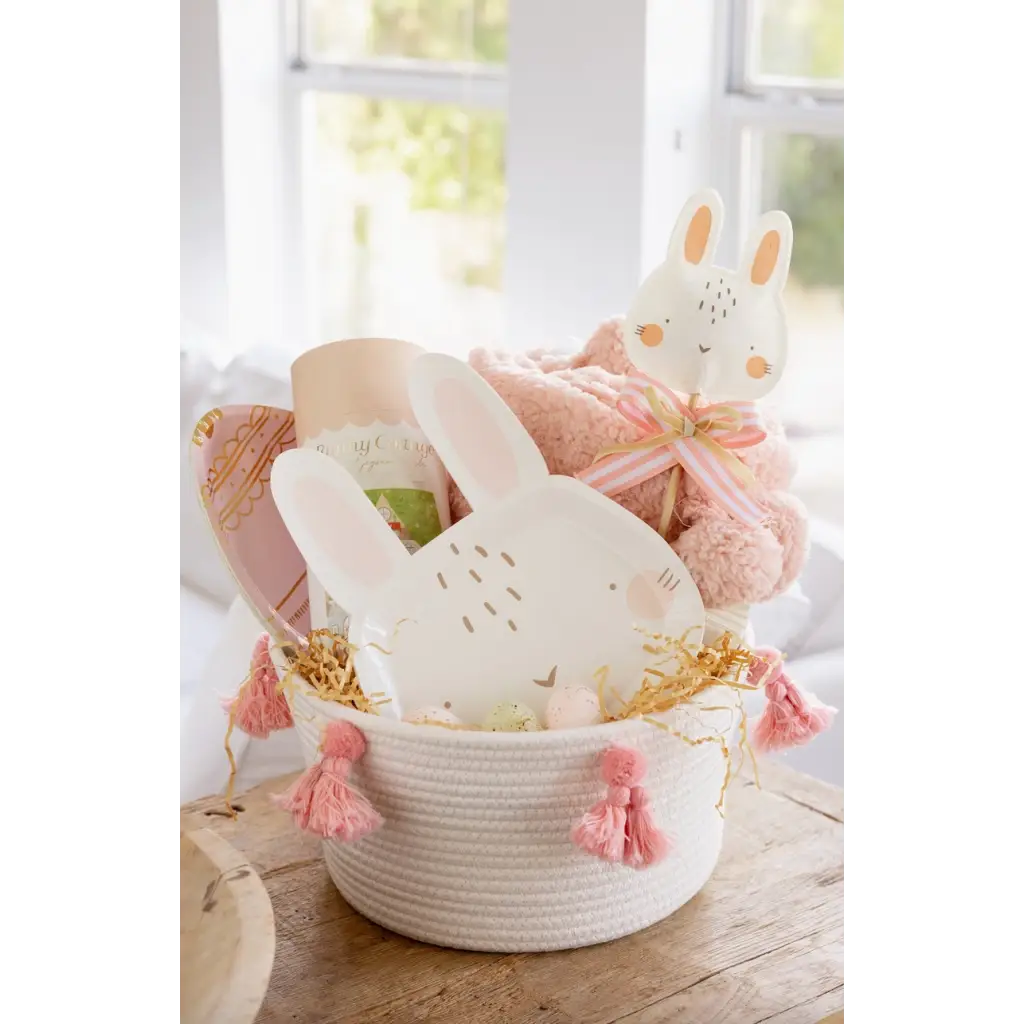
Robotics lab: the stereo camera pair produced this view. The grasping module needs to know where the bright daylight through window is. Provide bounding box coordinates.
[291,0,842,441]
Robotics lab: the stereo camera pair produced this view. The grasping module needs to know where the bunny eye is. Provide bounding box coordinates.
[609,583,618,591]
[664,319,670,324]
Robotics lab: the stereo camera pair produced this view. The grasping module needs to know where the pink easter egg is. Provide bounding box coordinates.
[191,405,310,643]
[544,686,603,730]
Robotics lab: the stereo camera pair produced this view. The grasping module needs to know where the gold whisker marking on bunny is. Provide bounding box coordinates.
[469,569,482,582]
[474,545,488,557]
[483,602,497,615]
[462,616,475,633]
[437,572,447,589]
[506,587,521,601]
[391,618,417,640]
[501,551,516,566]
[450,543,460,555]
[507,619,518,632]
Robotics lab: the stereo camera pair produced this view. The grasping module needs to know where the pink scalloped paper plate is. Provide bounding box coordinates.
[191,405,310,643]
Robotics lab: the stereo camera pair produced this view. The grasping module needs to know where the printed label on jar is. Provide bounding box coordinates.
[301,421,450,632]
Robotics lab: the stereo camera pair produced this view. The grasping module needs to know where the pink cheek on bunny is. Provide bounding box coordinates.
[746,355,769,379]
[625,571,673,622]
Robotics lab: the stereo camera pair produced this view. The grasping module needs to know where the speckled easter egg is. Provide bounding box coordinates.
[402,706,463,726]
[482,702,540,732]
[544,686,603,730]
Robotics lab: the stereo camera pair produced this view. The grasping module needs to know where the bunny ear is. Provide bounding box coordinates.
[270,448,408,615]
[740,210,793,293]
[409,353,549,510]
[666,189,724,267]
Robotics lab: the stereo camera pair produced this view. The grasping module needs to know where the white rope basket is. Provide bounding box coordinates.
[276,653,736,953]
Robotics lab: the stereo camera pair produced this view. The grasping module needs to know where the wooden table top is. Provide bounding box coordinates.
[181,761,843,1024]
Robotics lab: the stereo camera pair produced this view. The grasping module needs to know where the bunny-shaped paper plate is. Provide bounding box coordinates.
[622,187,793,402]
[271,354,706,724]
[192,405,310,644]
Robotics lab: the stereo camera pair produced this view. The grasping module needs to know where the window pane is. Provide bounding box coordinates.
[311,95,506,354]
[307,0,508,63]
[757,132,843,433]
[751,0,843,83]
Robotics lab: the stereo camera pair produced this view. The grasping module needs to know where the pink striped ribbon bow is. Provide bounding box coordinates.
[576,374,770,526]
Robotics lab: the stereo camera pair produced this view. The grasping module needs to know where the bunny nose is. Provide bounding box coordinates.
[698,344,711,354]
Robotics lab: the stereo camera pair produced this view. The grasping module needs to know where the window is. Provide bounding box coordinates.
[288,1,508,355]
[713,0,843,435]
[278,0,842,440]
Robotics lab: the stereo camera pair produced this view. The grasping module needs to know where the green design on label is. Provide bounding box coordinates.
[364,488,443,548]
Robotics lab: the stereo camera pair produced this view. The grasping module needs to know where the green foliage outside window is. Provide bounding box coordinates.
[316,0,842,294]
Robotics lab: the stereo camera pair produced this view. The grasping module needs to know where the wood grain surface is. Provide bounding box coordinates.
[181,761,843,1024]
[181,828,277,1024]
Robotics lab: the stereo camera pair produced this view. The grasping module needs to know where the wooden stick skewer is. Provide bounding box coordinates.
[656,391,701,538]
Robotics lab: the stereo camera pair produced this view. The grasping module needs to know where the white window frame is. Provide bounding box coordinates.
[276,0,724,352]
[710,0,844,267]
[279,0,508,349]
[201,1,840,364]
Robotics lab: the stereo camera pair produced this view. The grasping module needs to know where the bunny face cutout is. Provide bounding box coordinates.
[271,354,706,725]
[622,189,793,402]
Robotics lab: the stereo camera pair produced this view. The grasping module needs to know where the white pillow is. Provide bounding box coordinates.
[788,519,844,657]
[748,582,812,653]
[180,346,234,605]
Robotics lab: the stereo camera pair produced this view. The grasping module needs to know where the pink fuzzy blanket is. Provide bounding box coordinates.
[450,319,808,610]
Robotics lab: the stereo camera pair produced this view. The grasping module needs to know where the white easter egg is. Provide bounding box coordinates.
[402,706,463,726]
[544,686,603,730]
[482,702,540,732]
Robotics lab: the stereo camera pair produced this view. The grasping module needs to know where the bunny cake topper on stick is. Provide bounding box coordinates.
[578,188,793,532]
[623,188,792,401]
[271,354,705,724]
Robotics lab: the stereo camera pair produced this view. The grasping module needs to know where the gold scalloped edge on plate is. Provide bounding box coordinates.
[201,406,275,501]
[217,419,297,530]
[190,413,307,646]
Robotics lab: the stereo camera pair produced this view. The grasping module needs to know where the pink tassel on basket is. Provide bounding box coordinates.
[748,647,836,754]
[624,786,672,869]
[227,633,293,738]
[274,720,382,841]
[572,746,671,869]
